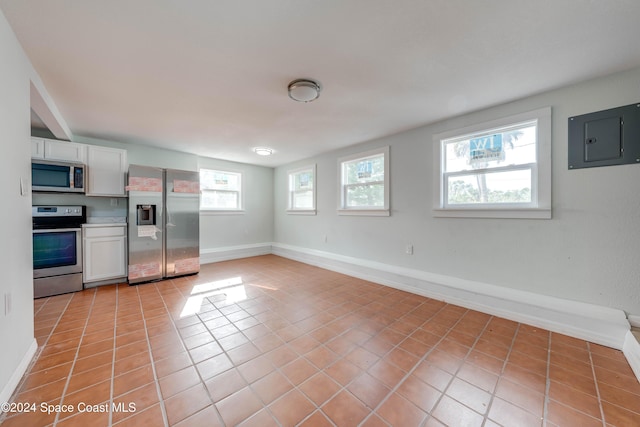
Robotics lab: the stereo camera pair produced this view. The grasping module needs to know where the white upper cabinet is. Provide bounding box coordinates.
[31,137,86,163]
[31,138,45,158]
[86,145,128,197]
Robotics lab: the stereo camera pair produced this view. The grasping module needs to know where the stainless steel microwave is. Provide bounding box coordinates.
[31,160,85,193]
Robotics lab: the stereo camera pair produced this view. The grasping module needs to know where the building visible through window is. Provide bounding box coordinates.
[288,165,316,214]
[434,108,551,219]
[339,146,389,216]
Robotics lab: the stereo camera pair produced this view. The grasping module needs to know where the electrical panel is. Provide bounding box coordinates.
[568,103,640,170]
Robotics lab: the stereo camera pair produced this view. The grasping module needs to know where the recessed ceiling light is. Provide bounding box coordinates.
[288,79,321,103]
[254,147,273,156]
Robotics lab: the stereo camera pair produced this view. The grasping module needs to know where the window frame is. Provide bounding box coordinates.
[287,164,317,215]
[433,107,551,219]
[199,168,244,214]
[338,146,390,216]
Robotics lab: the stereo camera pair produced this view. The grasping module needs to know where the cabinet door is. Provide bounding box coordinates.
[44,139,86,163]
[31,138,45,159]
[83,235,127,283]
[86,145,128,196]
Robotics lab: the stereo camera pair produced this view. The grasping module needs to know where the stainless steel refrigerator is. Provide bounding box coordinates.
[127,164,200,284]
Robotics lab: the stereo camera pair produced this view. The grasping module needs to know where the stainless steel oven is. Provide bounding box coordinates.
[32,205,86,298]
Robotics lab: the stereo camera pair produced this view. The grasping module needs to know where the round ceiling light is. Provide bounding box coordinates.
[288,79,321,103]
[254,147,273,156]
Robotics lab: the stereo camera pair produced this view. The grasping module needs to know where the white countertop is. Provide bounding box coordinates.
[83,223,127,228]
[83,217,127,227]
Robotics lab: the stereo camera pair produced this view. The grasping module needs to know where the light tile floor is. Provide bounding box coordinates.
[2,255,639,426]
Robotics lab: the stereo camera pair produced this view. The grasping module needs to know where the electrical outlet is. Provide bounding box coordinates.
[405,244,414,255]
[110,198,119,206]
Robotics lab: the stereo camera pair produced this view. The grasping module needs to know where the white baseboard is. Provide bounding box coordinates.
[628,315,640,328]
[271,243,630,350]
[200,243,272,265]
[0,338,37,406]
[623,331,640,381]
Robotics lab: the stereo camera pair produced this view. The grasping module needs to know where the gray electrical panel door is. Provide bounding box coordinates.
[568,103,640,170]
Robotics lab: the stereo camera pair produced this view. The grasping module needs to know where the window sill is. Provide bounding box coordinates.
[200,209,245,216]
[286,209,317,215]
[432,208,551,219]
[338,209,390,217]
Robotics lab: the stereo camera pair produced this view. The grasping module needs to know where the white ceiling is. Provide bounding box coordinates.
[3,1,640,167]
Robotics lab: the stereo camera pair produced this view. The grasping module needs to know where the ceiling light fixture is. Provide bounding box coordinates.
[288,79,321,103]
[254,147,273,156]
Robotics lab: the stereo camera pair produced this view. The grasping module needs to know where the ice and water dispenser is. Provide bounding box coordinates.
[136,205,156,226]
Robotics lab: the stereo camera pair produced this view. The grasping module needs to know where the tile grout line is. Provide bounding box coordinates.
[586,342,608,427]
[542,331,552,427]
[198,278,361,426]
[155,279,227,426]
[107,284,119,426]
[52,288,98,426]
[479,323,522,427]
[269,294,391,427]
[10,258,640,427]
[201,276,341,425]
[134,283,170,427]
[0,294,75,425]
[33,296,51,318]
[295,290,420,426]
[205,281,287,427]
[434,315,512,427]
[252,310,347,427]
[419,308,495,426]
[297,293,433,426]
[356,302,468,427]
[172,272,548,427]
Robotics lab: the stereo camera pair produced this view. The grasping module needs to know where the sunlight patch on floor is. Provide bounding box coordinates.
[180,276,246,317]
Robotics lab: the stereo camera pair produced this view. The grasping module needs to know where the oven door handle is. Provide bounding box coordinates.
[33,227,82,233]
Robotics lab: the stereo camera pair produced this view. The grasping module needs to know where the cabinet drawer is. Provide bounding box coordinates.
[84,226,126,238]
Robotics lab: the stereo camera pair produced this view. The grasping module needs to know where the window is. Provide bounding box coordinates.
[339,146,389,216]
[200,169,242,211]
[433,107,551,219]
[287,165,316,214]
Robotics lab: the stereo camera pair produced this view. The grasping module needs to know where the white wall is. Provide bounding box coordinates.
[198,157,274,251]
[0,9,40,401]
[274,66,640,317]
[76,135,198,171]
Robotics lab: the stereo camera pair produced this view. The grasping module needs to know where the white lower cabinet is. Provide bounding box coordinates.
[83,225,127,286]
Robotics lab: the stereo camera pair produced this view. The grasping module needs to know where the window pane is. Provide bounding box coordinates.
[444,123,536,173]
[447,169,532,205]
[293,171,313,191]
[339,147,389,213]
[292,191,313,209]
[346,183,385,207]
[344,155,385,185]
[200,169,240,191]
[201,190,238,209]
[288,167,315,211]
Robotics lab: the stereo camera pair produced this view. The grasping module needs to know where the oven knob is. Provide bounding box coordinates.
[66,208,72,213]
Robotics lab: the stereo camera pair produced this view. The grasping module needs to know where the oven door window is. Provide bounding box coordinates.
[33,231,78,269]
